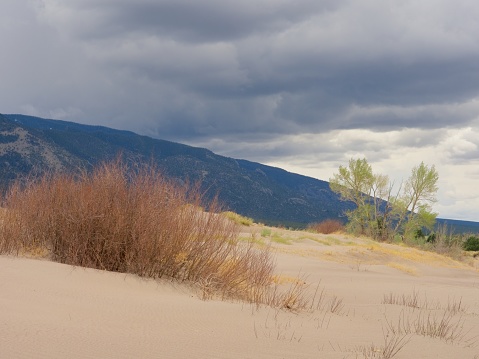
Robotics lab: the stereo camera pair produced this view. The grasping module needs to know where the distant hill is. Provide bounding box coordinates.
[1,113,477,232]
[0,113,353,227]
[435,218,479,235]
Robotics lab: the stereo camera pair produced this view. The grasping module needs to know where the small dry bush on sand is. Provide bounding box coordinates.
[308,219,344,234]
[0,160,288,306]
[382,290,476,346]
[384,309,473,345]
[354,333,410,359]
[382,290,467,315]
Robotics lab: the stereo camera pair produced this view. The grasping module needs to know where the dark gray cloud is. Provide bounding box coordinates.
[38,0,342,43]
[9,0,475,141]
[2,0,479,219]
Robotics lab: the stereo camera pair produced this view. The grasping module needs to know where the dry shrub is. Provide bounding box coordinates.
[0,160,278,304]
[355,333,410,359]
[382,290,477,347]
[308,219,344,234]
[383,290,420,308]
[384,309,474,345]
[382,290,467,315]
[260,276,313,312]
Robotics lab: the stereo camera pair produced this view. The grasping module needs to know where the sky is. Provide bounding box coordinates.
[1,0,479,222]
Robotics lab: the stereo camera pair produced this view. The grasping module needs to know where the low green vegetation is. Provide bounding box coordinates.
[463,236,479,251]
[329,157,479,261]
[260,228,272,237]
[222,211,254,226]
[270,232,292,245]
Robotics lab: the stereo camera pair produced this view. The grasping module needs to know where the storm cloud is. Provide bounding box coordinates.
[1,0,479,220]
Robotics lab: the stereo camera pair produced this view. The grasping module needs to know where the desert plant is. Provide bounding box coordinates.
[327,295,345,314]
[355,333,410,359]
[308,219,344,234]
[382,290,467,315]
[0,160,281,305]
[382,290,419,308]
[263,277,332,313]
[384,309,472,345]
[413,311,467,343]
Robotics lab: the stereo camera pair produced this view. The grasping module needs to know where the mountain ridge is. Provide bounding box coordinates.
[1,113,478,232]
[0,113,352,227]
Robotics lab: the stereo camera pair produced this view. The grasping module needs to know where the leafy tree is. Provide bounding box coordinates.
[329,158,375,235]
[329,158,374,207]
[463,236,479,251]
[393,162,439,237]
[330,158,439,241]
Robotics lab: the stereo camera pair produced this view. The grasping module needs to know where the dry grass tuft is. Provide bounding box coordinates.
[259,275,321,312]
[382,289,467,314]
[383,290,420,309]
[386,262,417,276]
[382,290,476,347]
[270,280,311,312]
[384,309,471,345]
[327,295,345,314]
[271,274,306,285]
[354,333,410,359]
[383,309,476,347]
[362,242,467,269]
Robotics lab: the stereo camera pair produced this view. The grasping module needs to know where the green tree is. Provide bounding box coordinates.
[330,158,439,241]
[393,162,439,237]
[329,158,374,235]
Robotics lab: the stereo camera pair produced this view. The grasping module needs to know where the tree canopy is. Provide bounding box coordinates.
[330,158,439,240]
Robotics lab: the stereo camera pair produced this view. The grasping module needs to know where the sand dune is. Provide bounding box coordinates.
[1,230,478,358]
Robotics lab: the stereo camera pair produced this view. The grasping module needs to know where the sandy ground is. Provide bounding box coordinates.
[1,226,479,358]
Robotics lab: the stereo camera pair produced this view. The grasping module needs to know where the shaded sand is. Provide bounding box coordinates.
[1,229,479,358]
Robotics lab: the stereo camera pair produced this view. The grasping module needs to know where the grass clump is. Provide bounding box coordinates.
[270,232,292,245]
[0,160,284,305]
[384,309,471,345]
[382,289,467,315]
[261,228,272,237]
[354,333,410,359]
[222,211,254,226]
[308,219,344,234]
